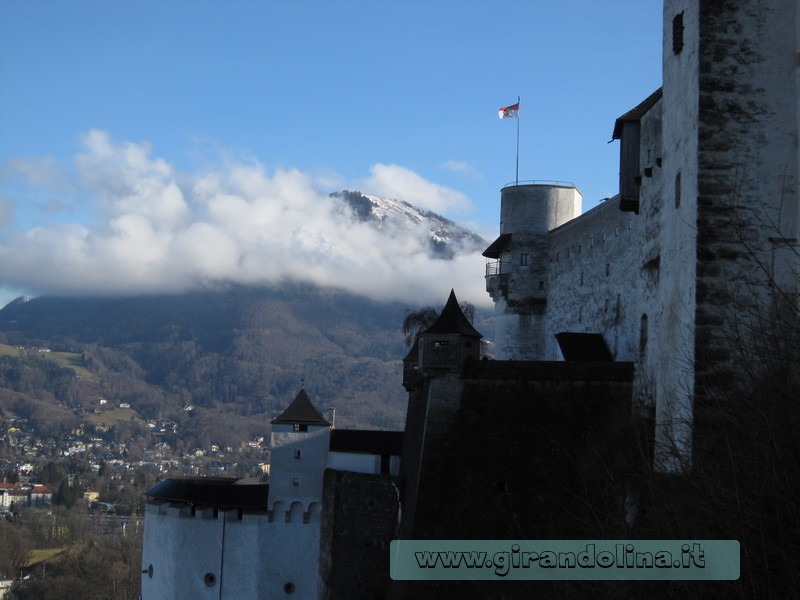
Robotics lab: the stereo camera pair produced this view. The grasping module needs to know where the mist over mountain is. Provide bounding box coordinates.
[0,132,492,306]
[330,190,487,259]
[0,136,493,438]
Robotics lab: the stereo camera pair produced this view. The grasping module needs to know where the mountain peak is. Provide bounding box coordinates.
[329,190,486,258]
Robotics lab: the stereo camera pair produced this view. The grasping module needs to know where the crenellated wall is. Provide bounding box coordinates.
[141,502,274,600]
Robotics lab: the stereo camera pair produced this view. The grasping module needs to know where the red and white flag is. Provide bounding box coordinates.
[498,101,519,119]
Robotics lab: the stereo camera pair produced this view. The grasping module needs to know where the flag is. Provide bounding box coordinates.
[498,101,519,119]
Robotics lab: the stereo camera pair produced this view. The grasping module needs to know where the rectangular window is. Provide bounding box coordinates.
[294,450,301,459]
[293,424,308,432]
[520,253,530,266]
[293,477,300,487]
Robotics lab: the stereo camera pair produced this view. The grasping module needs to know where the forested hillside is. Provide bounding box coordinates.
[0,284,422,440]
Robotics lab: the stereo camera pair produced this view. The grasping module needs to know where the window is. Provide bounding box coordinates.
[520,253,530,266]
[293,477,300,487]
[294,450,301,459]
[673,13,684,55]
[640,314,649,356]
[675,171,682,208]
[293,424,308,432]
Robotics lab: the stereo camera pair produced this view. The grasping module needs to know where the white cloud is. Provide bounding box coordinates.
[357,163,473,215]
[0,133,490,306]
[440,159,474,174]
[0,199,11,228]
[77,130,190,229]
[6,156,69,190]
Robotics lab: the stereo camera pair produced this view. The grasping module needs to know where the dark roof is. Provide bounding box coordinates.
[463,359,634,381]
[612,88,663,139]
[271,388,332,426]
[423,290,482,338]
[482,233,512,258]
[330,429,404,455]
[555,332,614,362]
[145,477,269,509]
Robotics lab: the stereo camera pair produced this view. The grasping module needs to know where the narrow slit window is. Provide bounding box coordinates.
[673,13,684,55]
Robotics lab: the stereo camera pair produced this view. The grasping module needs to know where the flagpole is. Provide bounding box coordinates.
[515,96,520,186]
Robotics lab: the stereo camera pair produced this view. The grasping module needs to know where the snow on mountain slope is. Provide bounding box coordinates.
[329,190,486,258]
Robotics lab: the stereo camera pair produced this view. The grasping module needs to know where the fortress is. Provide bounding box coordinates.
[141,1,799,598]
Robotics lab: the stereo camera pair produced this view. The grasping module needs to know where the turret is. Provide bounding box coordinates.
[269,387,332,510]
[483,183,581,359]
[416,290,482,373]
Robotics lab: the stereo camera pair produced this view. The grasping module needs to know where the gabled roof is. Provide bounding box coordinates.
[423,290,482,338]
[482,233,512,259]
[612,88,663,139]
[271,388,332,426]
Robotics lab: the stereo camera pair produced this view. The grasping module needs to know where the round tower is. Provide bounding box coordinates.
[483,183,582,359]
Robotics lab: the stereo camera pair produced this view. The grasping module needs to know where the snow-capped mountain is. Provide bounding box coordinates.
[329,190,487,258]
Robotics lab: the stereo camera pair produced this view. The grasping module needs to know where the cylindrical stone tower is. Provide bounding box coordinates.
[483,183,582,359]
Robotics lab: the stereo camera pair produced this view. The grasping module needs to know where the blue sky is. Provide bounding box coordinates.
[0,0,663,308]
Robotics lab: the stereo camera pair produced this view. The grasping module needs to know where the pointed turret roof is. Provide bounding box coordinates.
[271,388,332,426]
[422,290,482,338]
